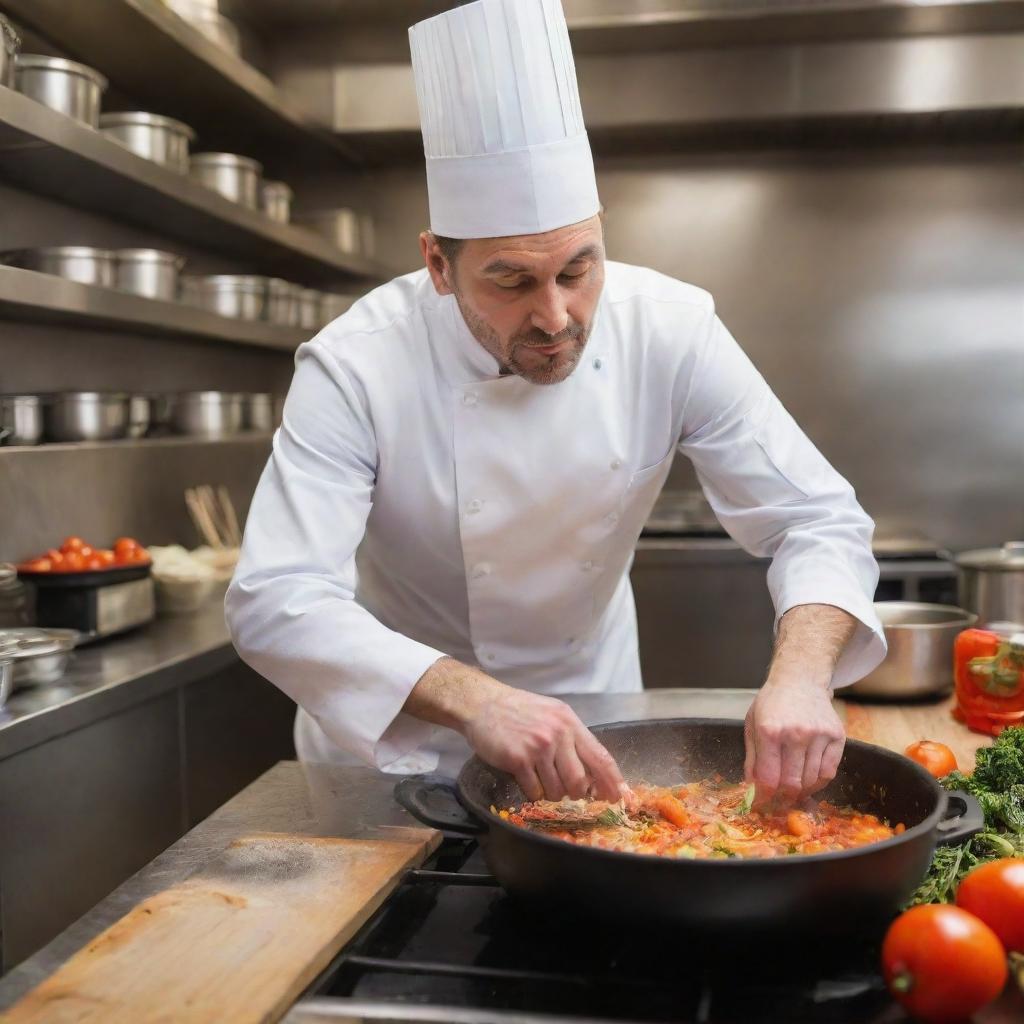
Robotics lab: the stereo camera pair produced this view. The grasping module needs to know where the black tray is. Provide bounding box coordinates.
[17,564,151,588]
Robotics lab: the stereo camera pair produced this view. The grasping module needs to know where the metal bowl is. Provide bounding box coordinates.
[115,248,186,301]
[0,628,79,687]
[844,602,977,700]
[43,392,129,442]
[99,111,196,174]
[189,152,262,209]
[261,180,293,224]
[1,246,117,288]
[0,395,43,446]
[181,274,267,320]
[15,54,107,128]
[171,391,243,439]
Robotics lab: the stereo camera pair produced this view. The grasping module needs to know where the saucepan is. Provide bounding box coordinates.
[396,719,982,941]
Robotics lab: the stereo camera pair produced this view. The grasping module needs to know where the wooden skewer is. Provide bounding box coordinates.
[217,486,242,548]
[186,488,223,549]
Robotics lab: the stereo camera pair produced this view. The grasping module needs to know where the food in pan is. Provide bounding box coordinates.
[500,777,905,859]
[17,535,150,573]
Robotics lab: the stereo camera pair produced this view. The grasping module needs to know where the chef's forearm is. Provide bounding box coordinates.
[403,656,506,732]
[766,603,858,688]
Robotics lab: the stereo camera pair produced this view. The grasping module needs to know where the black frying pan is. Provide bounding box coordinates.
[396,718,982,940]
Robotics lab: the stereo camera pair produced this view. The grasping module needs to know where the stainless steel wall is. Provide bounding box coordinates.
[347,145,1024,551]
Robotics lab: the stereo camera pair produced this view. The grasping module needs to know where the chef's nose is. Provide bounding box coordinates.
[530,281,569,336]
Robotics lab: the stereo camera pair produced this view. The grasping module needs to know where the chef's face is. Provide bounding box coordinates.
[421,214,605,385]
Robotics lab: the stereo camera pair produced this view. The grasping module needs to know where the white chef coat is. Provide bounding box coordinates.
[226,261,886,776]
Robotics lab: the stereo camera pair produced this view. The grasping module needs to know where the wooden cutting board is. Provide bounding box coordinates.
[840,694,993,770]
[2,830,439,1024]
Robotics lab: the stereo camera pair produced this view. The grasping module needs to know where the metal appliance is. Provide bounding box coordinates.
[955,542,1024,628]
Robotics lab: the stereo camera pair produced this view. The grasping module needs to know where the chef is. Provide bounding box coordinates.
[226,0,886,806]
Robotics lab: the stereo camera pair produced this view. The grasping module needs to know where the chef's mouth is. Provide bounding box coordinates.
[526,339,573,357]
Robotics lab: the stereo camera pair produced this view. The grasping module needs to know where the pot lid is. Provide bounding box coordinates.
[955,541,1024,571]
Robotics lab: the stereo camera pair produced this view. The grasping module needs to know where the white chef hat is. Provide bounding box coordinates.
[409,0,599,240]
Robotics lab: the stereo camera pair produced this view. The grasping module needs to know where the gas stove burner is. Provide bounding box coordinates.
[287,838,899,1024]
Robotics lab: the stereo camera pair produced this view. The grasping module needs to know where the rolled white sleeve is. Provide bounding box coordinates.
[677,308,886,687]
[225,340,444,768]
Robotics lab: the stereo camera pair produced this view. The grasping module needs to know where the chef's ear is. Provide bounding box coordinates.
[420,230,455,297]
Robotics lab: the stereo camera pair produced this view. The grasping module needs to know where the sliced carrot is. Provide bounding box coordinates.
[787,811,815,838]
[652,794,692,828]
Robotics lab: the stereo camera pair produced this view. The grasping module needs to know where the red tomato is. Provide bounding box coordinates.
[24,557,53,572]
[97,549,116,566]
[60,536,85,553]
[62,552,86,572]
[904,741,959,778]
[85,555,104,571]
[956,858,1024,953]
[45,548,65,565]
[78,545,94,559]
[113,537,140,556]
[882,905,1007,1022]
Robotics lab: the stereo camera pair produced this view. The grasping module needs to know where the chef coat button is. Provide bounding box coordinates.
[486,653,496,663]
[471,562,492,579]
[466,498,483,514]
[463,392,477,407]
[593,357,602,370]
[610,458,622,470]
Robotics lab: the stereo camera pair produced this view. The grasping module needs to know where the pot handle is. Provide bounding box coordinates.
[934,790,986,846]
[394,774,486,836]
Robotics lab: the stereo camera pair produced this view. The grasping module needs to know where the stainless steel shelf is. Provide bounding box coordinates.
[0,265,308,352]
[0,0,362,171]
[0,433,274,455]
[0,87,384,284]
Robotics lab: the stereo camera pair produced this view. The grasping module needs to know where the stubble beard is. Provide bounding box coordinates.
[453,290,591,386]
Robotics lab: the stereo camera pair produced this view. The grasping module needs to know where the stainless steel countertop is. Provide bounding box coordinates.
[0,602,236,759]
[0,688,757,1011]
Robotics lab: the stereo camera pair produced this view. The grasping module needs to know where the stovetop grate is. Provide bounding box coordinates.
[295,838,901,1024]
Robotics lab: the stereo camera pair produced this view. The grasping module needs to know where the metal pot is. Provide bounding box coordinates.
[171,391,243,439]
[43,392,129,442]
[265,278,299,325]
[189,152,262,208]
[99,112,196,174]
[0,628,79,687]
[294,208,361,254]
[261,180,293,224]
[844,602,977,700]
[397,719,983,941]
[0,395,43,446]
[0,16,20,89]
[115,248,185,301]
[128,394,152,439]
[181,274,266,320]
[242,393,274,432]
[956,542,1024,629]
[15,54,107,128]
[165,0,241,55]
[297,288,322,331]
[1,246,116,287]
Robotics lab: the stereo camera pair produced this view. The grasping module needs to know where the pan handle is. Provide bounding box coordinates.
[394,774,486,836]
[934,790,986,846]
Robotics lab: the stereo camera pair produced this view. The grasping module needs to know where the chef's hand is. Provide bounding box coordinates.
[462,686,626,803]
[743,604,856,806]
[404,657,626,802]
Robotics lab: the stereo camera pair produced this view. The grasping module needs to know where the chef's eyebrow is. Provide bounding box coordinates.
[481,244,602,276]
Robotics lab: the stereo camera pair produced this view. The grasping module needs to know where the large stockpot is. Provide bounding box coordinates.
[294,208,361,254]
[844,602,977,700]
[397,719,983,940]
[99,112,196,174]
[1,246,116,288]
[956,542,1024,629]
[171,391,243,439]
[189,152,262,208]
[115,248,185,301]
[15,55,106,127]
[0,16,19,89]
[0,395,42,446]
[43,392,129,442]
[182,274,266,320]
